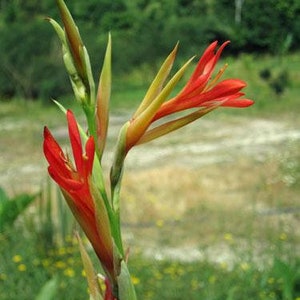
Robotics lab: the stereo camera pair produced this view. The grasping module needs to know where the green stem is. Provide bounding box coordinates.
[83,104,96,141]
[109,122,129,258]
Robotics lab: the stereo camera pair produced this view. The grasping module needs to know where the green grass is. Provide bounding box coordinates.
[1,52,300,299]
[1,50,300,116]
[131,256,300,300]
[1,227,299,299]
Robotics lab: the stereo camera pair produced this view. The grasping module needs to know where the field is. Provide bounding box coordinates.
[1,53,300,299]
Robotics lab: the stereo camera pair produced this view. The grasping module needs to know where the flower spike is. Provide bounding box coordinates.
[43,110,115,281]
[45,3,255,297]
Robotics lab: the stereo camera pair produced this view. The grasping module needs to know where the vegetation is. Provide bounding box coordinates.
[1,49,300,296]
[1,227,300,299]
[1,0,300,101]
[1,1,300,298]
[0,187,36,232]
[1,151,300,299]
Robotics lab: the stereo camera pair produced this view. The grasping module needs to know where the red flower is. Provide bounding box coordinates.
[43,110,114,278]
[125,41,254,149]
[152,41,253,121]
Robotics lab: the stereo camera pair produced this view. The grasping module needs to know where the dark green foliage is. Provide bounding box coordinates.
[0,187,35,232]
[213,0,300,53]
[270,70,290,95]
[259,67,290,96]
[259,68,272,81]
[1,0,300,101]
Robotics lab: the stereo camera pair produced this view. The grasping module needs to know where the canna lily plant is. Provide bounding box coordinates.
[43,0,254,299]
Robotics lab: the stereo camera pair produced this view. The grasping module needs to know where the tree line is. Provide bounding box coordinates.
[1,0,299,101]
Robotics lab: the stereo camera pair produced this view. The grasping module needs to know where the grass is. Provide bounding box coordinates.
[1,230,299,299]
[1,52,300,298]
[131,256,300,300]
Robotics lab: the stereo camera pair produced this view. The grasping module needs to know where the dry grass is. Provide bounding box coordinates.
[120,153,300,254]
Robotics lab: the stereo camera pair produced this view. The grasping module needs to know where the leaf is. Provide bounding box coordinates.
[35,277,58,300]
[117,261,137,300]
[96,33,112,158]
[47,18,67,47]
[0,189,36,232]
[0,187,8,203]
[76,232,103,300]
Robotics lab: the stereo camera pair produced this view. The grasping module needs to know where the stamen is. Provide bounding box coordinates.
[203,63,228,92]
[64,152,76,172]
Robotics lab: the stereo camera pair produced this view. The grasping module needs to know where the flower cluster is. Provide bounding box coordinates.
[125,40,253,151]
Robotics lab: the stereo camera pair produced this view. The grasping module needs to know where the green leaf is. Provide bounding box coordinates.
[0,187,8,203]
[117,261,137,300]
[0,189,36,232]
[35,277,58,300]
[80,45,96,106]
[96,33,112,158]
[47,18,67,47]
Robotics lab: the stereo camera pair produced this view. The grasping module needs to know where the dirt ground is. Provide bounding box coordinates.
[1,112,299,193]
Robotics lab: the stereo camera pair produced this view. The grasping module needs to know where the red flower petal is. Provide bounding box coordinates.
[186,41,229,89]
[43,127,71,178]
[84,136,95,178]
[200,79,247,101]
[220,98,254,107]
[67,110,84,175]
[48,166,83,191]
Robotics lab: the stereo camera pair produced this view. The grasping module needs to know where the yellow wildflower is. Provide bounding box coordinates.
[18,264,27,272]
[12,255,22,263]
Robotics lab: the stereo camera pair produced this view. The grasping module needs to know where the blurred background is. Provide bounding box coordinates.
[0,0,300,299]
[0,0,299,102]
